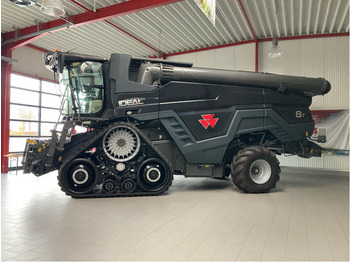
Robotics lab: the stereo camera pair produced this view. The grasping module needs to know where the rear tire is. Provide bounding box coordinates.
[231,146,280,193]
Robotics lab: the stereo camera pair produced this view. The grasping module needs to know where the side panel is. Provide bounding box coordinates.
[109,75,315,165]
[264,109,314,141]
[264,89,314,141]
[113,90,159,118]
[156,81,315,164]
[158,81,266,164]
[159,109,265,164]
[159,81,265,141]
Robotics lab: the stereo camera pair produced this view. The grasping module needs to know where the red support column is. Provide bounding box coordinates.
[255,40,259,72]
[1,49,12,173]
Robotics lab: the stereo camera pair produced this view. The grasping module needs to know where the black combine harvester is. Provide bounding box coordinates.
[22,51,330,197]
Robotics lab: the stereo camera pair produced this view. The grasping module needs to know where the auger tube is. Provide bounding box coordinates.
[137,63,331,97]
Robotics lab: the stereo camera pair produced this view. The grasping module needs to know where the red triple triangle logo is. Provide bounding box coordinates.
[199,114,219,129]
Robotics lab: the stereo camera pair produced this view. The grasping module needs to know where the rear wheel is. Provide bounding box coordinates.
[231,146,280,193]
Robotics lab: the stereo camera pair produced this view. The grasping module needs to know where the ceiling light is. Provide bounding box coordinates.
[40,0,65,16]
[9,0,35,7]
[267,37,283,59]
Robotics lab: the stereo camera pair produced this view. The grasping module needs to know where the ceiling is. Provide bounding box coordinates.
[1,0,349,58]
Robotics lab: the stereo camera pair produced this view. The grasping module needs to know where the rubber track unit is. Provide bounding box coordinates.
[58,122,173,198]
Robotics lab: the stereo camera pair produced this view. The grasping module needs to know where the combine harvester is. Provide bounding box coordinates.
[22,51,330,197]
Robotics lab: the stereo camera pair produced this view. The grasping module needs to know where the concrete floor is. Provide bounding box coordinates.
[1,168,349,261]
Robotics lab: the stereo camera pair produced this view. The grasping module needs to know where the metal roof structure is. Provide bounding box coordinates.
[1,0,349,58]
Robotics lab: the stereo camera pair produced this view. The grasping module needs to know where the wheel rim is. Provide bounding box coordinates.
[72,168,89,184]
[146,167,161,182]
[137,159,171,192]
[61,161,98,194]
[249,159,271,184]
[102,125,140,162]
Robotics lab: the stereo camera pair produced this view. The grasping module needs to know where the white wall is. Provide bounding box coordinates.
[168,36,349,171]
[12,46,55,81]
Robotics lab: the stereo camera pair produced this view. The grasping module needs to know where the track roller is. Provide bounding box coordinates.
[121,179,136,193]
[102,178,117,194]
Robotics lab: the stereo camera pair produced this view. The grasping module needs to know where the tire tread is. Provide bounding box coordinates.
[231,146,280,193]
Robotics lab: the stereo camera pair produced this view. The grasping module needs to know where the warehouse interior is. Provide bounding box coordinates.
[1,0,349,261]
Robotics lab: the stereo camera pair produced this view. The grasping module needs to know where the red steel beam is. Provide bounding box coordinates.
[68,1,158,52]
[3,20,72,50]
[1,49,12,173]
[68,0,158,53]
[255,40,258,72]
[3,0,183,50]
[237,0,256,40]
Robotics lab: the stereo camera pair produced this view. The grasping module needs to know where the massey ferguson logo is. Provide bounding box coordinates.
[118,98,145,106]
[199,114,218,129]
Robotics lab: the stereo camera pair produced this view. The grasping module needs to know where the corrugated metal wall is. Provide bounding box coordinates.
[168,43,255,71]
[168,36,349,170]
[259,37,349,110]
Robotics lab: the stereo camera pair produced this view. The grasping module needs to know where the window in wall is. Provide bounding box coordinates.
[9,73,62,170]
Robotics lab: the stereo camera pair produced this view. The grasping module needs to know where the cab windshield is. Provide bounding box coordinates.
[59,61,104,115]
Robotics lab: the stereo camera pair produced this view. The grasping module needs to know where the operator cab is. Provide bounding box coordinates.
[43,51,108,120]
[60,61,104,115]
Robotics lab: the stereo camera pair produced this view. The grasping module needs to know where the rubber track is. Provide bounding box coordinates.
[58,122,173,198]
